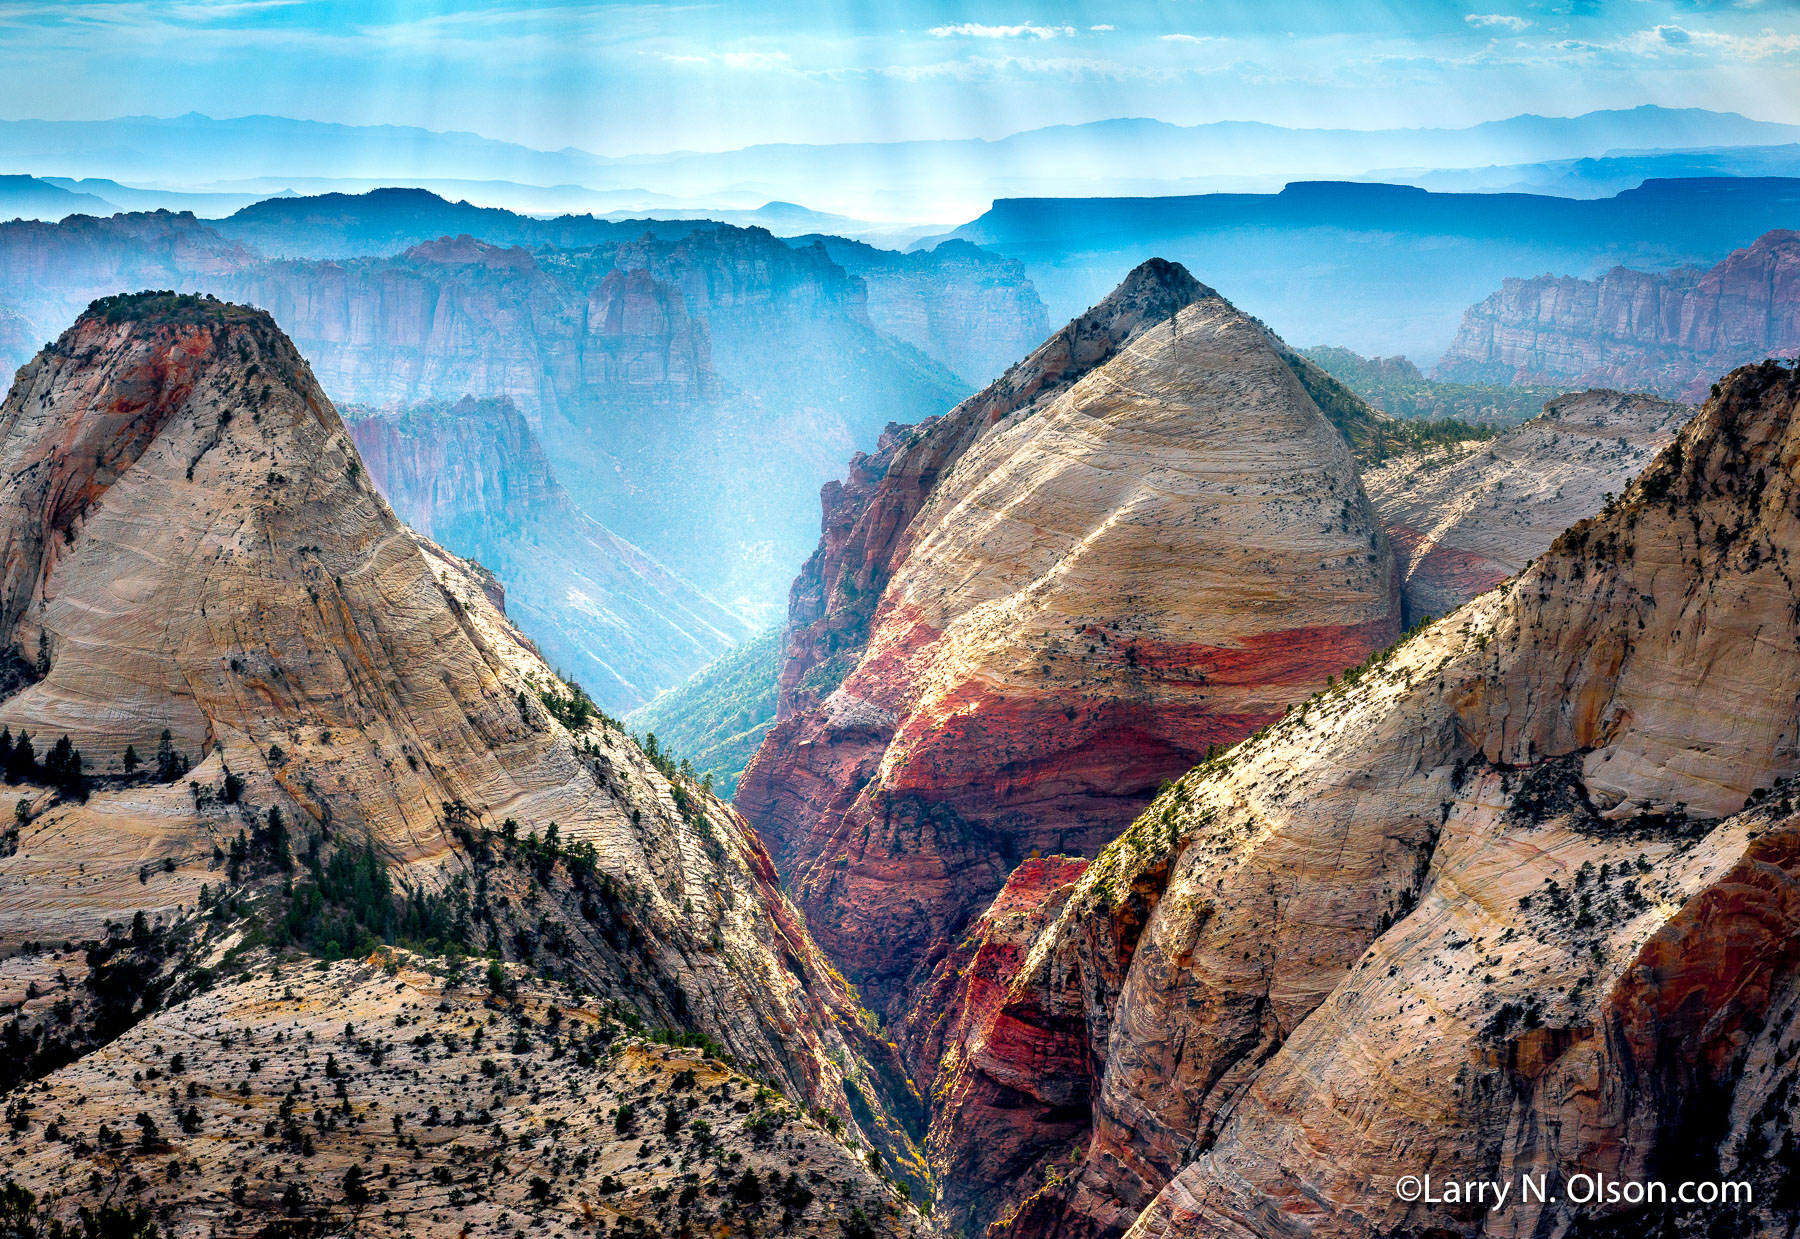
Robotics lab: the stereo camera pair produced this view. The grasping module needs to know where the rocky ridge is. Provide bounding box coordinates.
[1363,388,1692,621]
[0,953,916,1239]
[1438,228,1800,400]
[346,396,749,711]
[924,358,1800,1237]
[736,259,1403,1014]
[0,295,927,1230]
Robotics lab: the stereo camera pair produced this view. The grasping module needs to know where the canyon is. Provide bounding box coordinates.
[0,193,1050,694]
[0,293,926,1235]
[2,197,1797,1239]
[345,396,751,710]
[1438,227,1800,400]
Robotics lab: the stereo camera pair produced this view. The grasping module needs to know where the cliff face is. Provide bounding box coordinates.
[211,230,964,613]
[804,236,1053,386]
[930,360,1800,1238]
[0,297,926,1224]
[0,202,1058,615]
[346,396,749,711]
[737,260,1402,1014]
[1438,228,1800,400]
[1363,389,1692,621]
[0,210,253,373]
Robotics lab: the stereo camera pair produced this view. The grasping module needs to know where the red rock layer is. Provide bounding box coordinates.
[1437,228,1800,400]
[739,260,1402,1014]
[896,856,1094,1236]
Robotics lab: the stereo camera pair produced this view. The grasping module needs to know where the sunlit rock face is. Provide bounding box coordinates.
[1438,228,1800,401]
[1363,388,1692,622]
[940,360,1800,1239]
[0,295,925,1193]
[738,259,1402,1015]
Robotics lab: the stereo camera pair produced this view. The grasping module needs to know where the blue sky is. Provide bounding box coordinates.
[1,0,1797,154]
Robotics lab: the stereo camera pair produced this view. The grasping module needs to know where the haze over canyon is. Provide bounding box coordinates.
[4,8,1800,1236]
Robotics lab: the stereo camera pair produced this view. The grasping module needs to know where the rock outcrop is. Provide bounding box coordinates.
[931,358,1800,1237]
[347,396,749,710]
[737,260,1402,1014]
[799,236,1052,386]
[0,295,926,1217]
[0,953,919,1239]
[1438,228,1800,400]
[1363,389,1692,621]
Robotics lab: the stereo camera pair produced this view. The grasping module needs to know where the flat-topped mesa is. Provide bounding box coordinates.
[951,359,1800,1238]
[738,260,1403,1014]
[0,294,924,1184]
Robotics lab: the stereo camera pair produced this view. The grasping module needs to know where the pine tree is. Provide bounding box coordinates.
[5,731,35,783]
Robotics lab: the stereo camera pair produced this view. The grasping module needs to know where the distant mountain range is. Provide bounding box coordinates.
[3,106,1799,223]
[948,176,1800,362]
[1388,142,1800,198]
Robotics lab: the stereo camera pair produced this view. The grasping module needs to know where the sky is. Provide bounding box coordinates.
[0,0,1797,156]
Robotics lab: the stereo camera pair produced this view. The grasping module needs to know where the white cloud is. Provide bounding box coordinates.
[927,22,1074,40]
[1465,14,1532,31]
[1090,24,1114,32]
[719,50,792,70]
[1161,33,1215,44]
[1610,22,1800,58]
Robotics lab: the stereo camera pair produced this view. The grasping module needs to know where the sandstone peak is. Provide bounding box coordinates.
[739,264,1401,1013]
[0,299,925,1192]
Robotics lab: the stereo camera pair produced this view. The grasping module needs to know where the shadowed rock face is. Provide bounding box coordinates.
[1438,228,1800,400]
[927,360,1800,1238]
[738,259,1402,1015]
[0,295,924,1191]
[346,396,750,711]
[1363,389,1692,623]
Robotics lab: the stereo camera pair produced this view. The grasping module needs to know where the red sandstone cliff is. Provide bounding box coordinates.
[1438,228,1800,400]
[736,259,1403,1015]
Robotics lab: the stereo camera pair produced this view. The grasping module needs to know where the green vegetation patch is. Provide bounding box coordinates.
[1302,346,1570,429]
[624,628,783,799]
